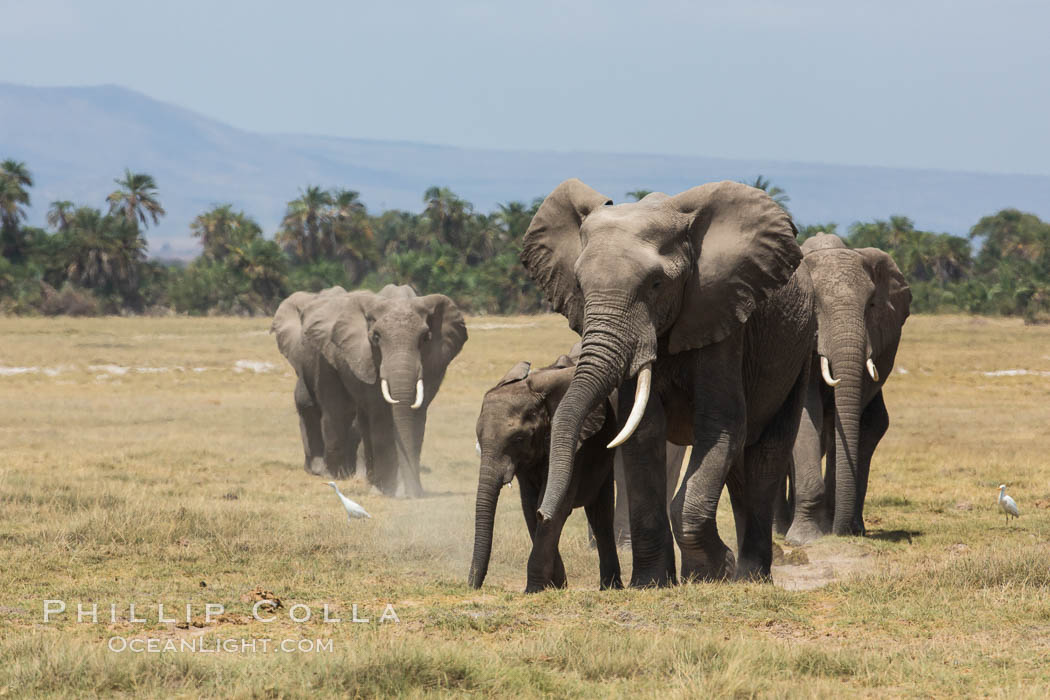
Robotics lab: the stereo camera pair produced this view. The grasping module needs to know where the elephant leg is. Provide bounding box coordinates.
[786,368,831,545]
[316,366,357,480]
[735,362,809,581]
[357,413,375,484]
[294,378,327,476]
[516,477,569,587]
[618,385,676,588]
[584,469,623,590]
[672,337,746,583]
[344,417,361,480]
[854,391,889,535]
[525,494,573,593]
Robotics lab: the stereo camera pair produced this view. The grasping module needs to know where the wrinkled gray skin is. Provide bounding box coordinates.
[779,233,911,544]
[521,180,815,588]
[272,284,467,497]
[469,355,620,592]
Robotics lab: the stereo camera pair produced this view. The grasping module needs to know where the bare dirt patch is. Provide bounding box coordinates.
[771,539,874,591]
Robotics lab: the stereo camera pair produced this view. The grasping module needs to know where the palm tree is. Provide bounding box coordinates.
[106,169,166,229]
[1,160,34,260]
[496,201,534,240]
[423,186,471,247]
[190,204,262,260]
[626,189,653,201]
[64,207,147,292]
[47,201,76,232]
[232,238,288,306]
[743,175,790,211]
[329,189,376,281]
[277,186,333,261]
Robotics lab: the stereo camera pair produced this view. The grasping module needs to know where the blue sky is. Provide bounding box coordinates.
[2,0,1048,175]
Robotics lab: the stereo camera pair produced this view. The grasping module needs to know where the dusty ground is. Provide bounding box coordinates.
[2,313,1050,697]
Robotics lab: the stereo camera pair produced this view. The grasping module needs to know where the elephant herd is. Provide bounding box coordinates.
[272,179,911,592]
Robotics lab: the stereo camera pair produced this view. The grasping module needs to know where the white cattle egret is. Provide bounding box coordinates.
[326,482,371,520]
[997,484,1019,524]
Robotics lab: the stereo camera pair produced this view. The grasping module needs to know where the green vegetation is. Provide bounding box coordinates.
[4,161,1050,321]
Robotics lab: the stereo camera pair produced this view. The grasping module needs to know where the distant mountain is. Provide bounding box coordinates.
[2,82,1048,258]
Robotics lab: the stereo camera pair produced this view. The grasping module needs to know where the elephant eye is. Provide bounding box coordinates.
[370,331,380,345]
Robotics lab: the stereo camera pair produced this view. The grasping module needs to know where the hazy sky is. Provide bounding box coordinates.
[2,0,1048,175]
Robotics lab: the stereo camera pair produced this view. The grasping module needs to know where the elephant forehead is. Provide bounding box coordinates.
[581,204,682,245]
[479,392,541,428]
[373,304,427,330]
[807,251,873,292]
[800,232,847,254]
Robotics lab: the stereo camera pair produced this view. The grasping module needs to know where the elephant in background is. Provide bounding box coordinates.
[521,179,814,588]
[782,233,911,544]
[272,284,467,496]
[469,354,621,592]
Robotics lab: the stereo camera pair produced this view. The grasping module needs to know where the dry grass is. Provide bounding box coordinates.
[2,314,1050,697]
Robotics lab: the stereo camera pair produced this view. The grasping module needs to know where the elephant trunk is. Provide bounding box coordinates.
[382,351,420,405]
[538,299,651,522]
[382,350,424,496]
[391,403,423,497]
[468,462,504,588]
[826,316,867,536]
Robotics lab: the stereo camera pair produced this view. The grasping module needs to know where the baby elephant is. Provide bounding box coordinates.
[468,357,621,592]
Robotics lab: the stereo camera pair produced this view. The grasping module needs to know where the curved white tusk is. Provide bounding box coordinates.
[607,363,652,449]
[380,378,399,405]
[866,358,879,382]
[411,379,424,409]
[475,440,481,456]
[820,356,840,387]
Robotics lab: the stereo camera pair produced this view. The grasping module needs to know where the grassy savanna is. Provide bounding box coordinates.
[2,314,1050,697]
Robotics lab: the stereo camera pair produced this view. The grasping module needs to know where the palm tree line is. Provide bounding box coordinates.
[3,159,1050,320]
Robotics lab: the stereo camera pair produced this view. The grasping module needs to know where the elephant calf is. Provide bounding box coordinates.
[272,284,467,497]
[469,355,621,592]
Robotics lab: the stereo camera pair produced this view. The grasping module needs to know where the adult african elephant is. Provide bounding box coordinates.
[469,355,620,592]
[272,284,467,496]
[520,179,815,587]
[783,233,911,544]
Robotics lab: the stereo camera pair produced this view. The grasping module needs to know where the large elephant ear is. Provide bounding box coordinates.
[271,291,317,362]
[858,248,912,325]
[668,181,802,353]
[419,294,468,381]
[527,367,607,442]
[521,179,613,334]
[301,290,377,384]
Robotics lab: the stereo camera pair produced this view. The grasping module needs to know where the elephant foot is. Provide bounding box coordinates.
[524,578,565,594]
[628,571,674,588]
[785,519,829,546]
[831,521,864,537]
[681,541,736,583]
[304,456,328,477]
[734,554,773,582]
[600,575,624,590]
